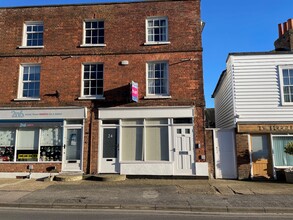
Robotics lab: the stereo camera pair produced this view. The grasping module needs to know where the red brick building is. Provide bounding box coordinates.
[0,0,206,178]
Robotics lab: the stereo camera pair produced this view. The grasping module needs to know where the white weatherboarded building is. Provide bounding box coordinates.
[212,18,293,180]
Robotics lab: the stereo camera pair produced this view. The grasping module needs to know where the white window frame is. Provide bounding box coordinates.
[279,65,293,106]
[19,21,44,49]
[79,63,105,100]
[271,134,293,169]
[80,20,106,47]
[145,61,171,99]
[121,119,170,162]
[15,64,41,101]
[144,16,170,45]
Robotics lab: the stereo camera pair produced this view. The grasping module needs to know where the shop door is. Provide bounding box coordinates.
[251,135,270,179]
[173,127,195,175]
[99,127,119,173]
[62,128,82,172]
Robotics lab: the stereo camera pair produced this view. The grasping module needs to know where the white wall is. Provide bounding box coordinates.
[214,59,236,128]
[230,54,293,122]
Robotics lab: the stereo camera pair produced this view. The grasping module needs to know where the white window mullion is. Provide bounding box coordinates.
[143,119,146,161]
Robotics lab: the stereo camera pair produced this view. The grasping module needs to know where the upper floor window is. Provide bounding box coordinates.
[145,17,170,45]
[23,22,44,48]
[18,64,41,100]
[279,66,293,105]
[80,63,104,99]
[146,62,169,97]
[81,20,105,47]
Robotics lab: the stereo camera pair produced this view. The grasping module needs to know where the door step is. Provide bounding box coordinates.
[55,172,83,182]
[90,174,126,182]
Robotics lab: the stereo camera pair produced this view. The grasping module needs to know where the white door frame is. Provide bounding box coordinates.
[62,125,83,172]
[173,125,195,175]
[99,126,120,173]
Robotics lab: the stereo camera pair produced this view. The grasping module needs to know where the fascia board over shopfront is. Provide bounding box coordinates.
[0,107,87,120]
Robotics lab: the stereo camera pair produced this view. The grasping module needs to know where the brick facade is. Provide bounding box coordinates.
[0,0,205,175]
[235,133,250,179]
[205,129,214,177]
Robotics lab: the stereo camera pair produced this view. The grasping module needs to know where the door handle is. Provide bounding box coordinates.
[63,144,66,149]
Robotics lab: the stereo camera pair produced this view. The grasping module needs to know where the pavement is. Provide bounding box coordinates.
[0,177,293,214]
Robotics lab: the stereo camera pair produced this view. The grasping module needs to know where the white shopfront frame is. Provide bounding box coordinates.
[0,107,87,176]
[98,107,199,176]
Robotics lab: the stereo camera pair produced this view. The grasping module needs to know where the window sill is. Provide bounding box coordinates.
[0,161,62,164]
[80,44,106,47]
[78,96,105,100]
[144,41,170,46]
[281,102,293,106]
[14,98,41,101]
[120,161,172,164]
[144,95,171,100]
[18,46,44,49]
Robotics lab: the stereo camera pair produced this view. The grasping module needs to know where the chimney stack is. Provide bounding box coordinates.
[274,18,293,51]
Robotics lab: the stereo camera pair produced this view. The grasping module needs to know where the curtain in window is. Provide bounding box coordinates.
[121,127,143,161]
[272,137,293,166]
[145,127,169,161]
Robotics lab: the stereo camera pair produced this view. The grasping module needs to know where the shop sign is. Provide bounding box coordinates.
[238,123,293,133]
[0,108,86,120]
[130,81,138,102]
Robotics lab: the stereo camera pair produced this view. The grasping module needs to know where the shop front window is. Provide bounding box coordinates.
[0,123,63,163]
[121,119,169,162]
[0,129,15,162]
[40,127,62,161]
[272,136,293,166]
[17,128,39,161]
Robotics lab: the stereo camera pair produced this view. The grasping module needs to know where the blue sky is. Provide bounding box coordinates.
[1,0,293,107]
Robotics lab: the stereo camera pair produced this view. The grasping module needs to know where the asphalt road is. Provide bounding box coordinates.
[0,208,293,220]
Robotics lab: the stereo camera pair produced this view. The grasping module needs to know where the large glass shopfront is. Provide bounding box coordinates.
[0,107,87,173]
[0,122,62,163]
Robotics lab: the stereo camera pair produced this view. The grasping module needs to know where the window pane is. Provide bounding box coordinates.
[122,119,143,125]
[97,88,103,95]
[272,137,293,166]
[0,129,16,146]
[145,119,168,125]
[98,21,104,28]
[40,128,62,146]
[85,22,91,29]
[92,22,98,29]
[290,69,293,78]
[39,128,62,162]
[284,95,290,102]
[146,127,169,161]
[84,88,89,95]
[16,128,39,161]
[283,69,289,77]
[84,72,89,79]
[121,127,143,161]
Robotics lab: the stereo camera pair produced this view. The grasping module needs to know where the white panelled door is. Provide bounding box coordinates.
[173,126,195,175]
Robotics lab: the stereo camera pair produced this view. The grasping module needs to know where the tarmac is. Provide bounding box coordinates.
[0,177,293,214]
